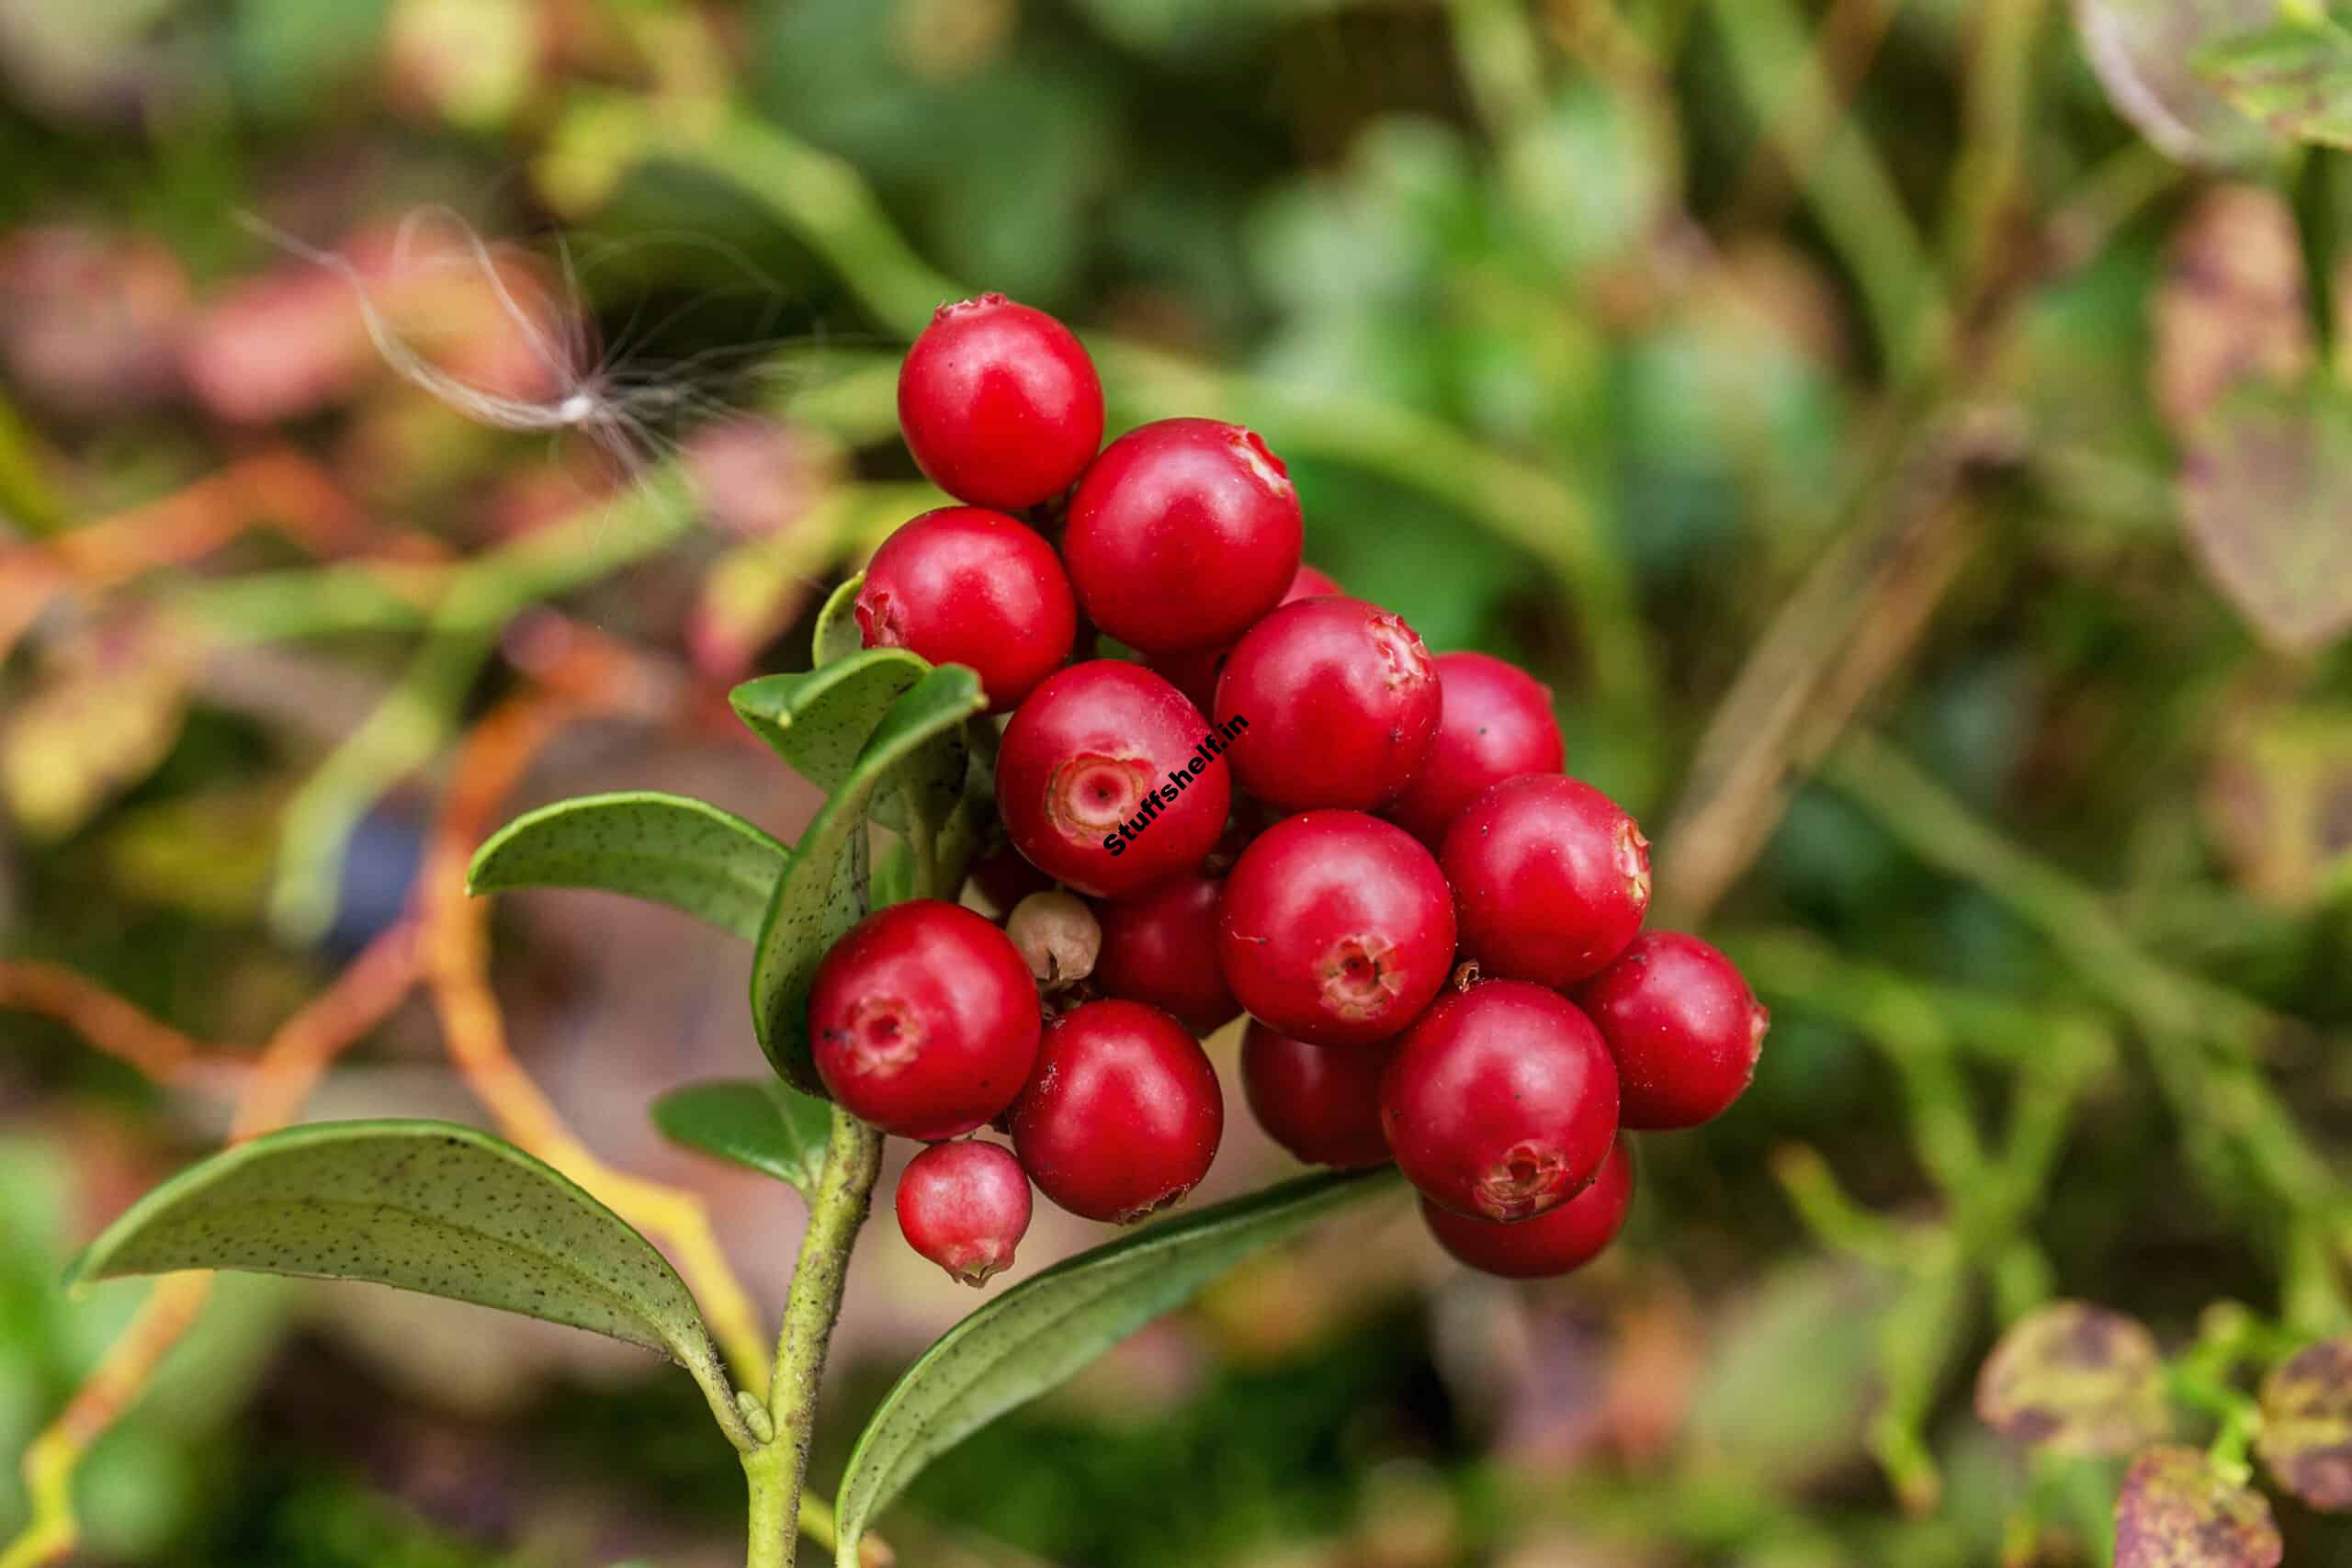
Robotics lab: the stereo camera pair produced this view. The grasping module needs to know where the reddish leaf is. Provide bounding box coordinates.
[2257,1337,2352,1512]
[2115,1446,2283,1568]
[1975,1301,2168,1456]
[2178,384,2352,656]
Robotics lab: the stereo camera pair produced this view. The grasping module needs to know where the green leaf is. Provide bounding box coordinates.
[751,665,989,1092]
[870,835,918,908]
[813,571,865,666]
[729,648,931,797]
[466,791,787,942]
[652,1079,832,1196]
[1974,1300,2169,1457]
[71,1121,741,1429]
[831,1168,1400,1564]
[2199,17,2352,149]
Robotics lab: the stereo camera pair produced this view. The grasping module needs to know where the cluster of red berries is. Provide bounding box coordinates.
[810,295,1769,1288]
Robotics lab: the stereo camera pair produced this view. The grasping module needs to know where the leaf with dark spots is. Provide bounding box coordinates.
[2257,1337,2352,1511]
[653,1079,832,1197]
[2115,1445,2283,1568]
[467,791,787,942]
[1975,1300,2168,1455]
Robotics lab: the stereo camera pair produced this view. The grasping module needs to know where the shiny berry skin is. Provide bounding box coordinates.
[1384,651,1566,845]
[808,899,1041,1141]
[1572,932,1770,1130]
[895,1140,1034,1287]
[1442,774,1650,988]
[1009,999,1224,1223]
[995,660,1231,899]
[855,506,1077,712]
[1240,1021,1392,1169]
[1419,1138,1634,1278]
[897,294,1102,511]
[1091,871,1239,1034]
[1216,811,1454,1048]
[1148,563,1342,711]
[1062,418,1304,655]
[1216,596,1441,811]
[1379,980,1620,1222]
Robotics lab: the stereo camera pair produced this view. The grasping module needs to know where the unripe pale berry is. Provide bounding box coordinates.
[995,660,1231,898]
[1216,810,1454,1049]
[1419,1138,1634,1279]
[1384,650,1566,845]
[1379,980,1620,1222]
[1062,418,1303,655]
[896,1140,1034,1287]
[1148,563,1341,712]
[1009,999,1224,1223]
[1216,596,1441,811]
[1091,871,1239,1034]
[1571,931,1769,1130]
[898,294,1102,511]
[854,506,1077,712]
[1006,890,1102,989]
[1442,774,1650,987]
[1240,1021,1392,1169]
[808,899,1041,1141]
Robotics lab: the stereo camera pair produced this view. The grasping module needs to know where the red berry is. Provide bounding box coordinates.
[1240,1021,1392,1169]
[995,660,1231,899]
[1379,980,1620,1222]
[895,1140,1034,1287]
[1215,596,1441,810]
[1419,1138,1634,1279]
[855,506,1077,712]
[897,294,1102,511]
[1216,810,1454,1048]
[1091,871,1239,1034]
[808,899,1041,1141]
[1148,563,1342,711]
[1384,651,1565,845]
[1062,418,1303,655]
[1009,999,1223,1223]
[1441,774,1650,987]
[1571,932,1769,1130]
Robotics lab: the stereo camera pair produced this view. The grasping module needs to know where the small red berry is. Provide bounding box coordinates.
[1441,774,1650,987]
[1379,980,1620,1222]
[808,899,1041,1141]
[1384,651,1566,845]
[995,660,1231,899]
[1419,1138,1634,1278]
[855,506,1077,712]
[1009,999,1224,1223]
[1062,418,1304,655]
[1091,871,1239,1034]
[1216,810,1454,1048]
[1240,1021,1392,1169]
[1215,596,1441,810]
[1148,563,1342,711]
[897,294,1102,511]
[1572,932,1769,1130]
[895,1140,1034,1287]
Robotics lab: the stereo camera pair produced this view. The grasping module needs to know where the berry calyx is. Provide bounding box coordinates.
[1148,563,1342,712]
[1571,931,1769,1130]
[1215,596,1441,810]
[808,899,1041,1141]
[897,294,1103,511]
[1384,650,1566,845]
[1062,418,1304,655]
[1240,1021,1393,1169]
[1441,774,1650,987]
[895,1140,1034,1287]
[854,506,1077,712]
[1008,998,1224,1223]
[995,660,1232,899]
[1379,980,1620,1222]
[1091,871,1239,1034]
[1216,810,1455,1048]
[1005,890,1102,989]
[1419,1138,1634,1278]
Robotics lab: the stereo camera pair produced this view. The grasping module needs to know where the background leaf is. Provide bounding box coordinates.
[2114,1445,2284,1567]
[1974,1301,2169,1456]
[750,663,988,1092]
[2256,1337,2352,1511]
[2178,383,2352,655]
[2073,0,2283,166]
[2198,17,2352,149]
[465,791,788,942]
[831,1168,1401,1566]
[652,1079,831,1196]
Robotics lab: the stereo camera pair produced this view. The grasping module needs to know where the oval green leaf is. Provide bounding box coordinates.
[751,664,989,1092]
[729,648,930,798]
[467,791,788,942]
[831,1167,1402,1564]
[812,571,865,666]
[653,1079,832,1196]
[2198,17,2352,150]
[71,1120,742,1437]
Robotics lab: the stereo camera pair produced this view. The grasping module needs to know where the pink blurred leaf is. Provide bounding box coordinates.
[2073,0,2283,166]
[2151,185,2312,435]
[2114,1446,2283,1568]
[2177,384,2352,655]
[1975,1300,2168,1457]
